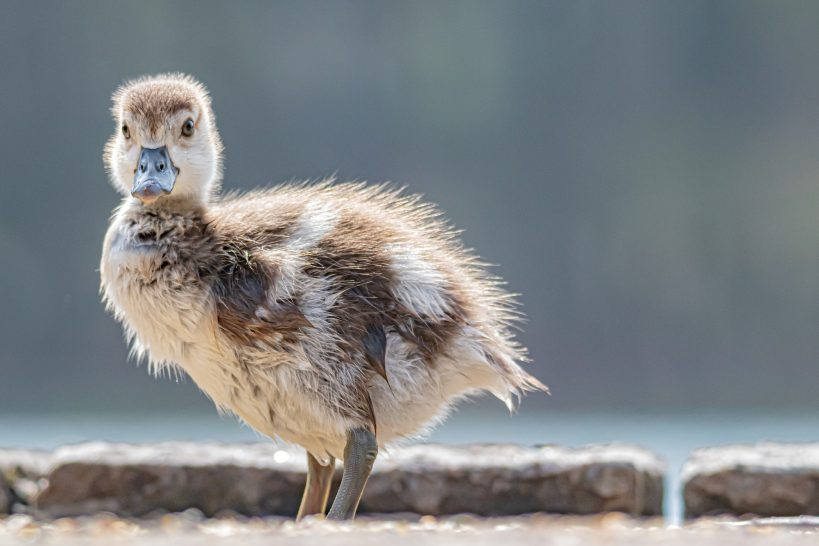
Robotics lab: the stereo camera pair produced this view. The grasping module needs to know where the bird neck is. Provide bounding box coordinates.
[122,193,209,216]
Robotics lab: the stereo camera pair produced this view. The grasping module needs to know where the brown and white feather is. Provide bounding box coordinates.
[100,75,546,462]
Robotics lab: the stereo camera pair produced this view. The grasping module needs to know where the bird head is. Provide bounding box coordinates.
[104,73,223,206]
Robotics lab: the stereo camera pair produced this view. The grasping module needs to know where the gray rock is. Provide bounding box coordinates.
[0,473,10,514]
[36,442,664,518]
[363,444,664,516]
[36,442,308,518]
[682,443,819,518]
[0,448,52,508]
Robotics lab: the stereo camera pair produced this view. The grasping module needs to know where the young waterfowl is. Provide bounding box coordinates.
[100,73,547,520]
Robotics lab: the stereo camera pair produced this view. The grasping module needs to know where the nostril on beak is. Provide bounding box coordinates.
[134,147,176,199]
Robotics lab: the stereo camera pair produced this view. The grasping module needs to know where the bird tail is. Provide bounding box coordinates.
[483,343,549,411]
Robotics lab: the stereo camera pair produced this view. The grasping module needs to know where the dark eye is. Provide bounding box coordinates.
[121,124,130,139]
[181,118,195,137]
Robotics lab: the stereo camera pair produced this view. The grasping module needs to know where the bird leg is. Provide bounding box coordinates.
[296,452,336,520]
[326,427,378,520]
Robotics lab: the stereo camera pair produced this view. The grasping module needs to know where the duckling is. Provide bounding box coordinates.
[100,73,547,520]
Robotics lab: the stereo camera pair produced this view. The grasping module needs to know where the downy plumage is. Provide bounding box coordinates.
[100,73,546,519]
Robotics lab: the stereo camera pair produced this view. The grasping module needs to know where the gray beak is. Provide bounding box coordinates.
[131,146,177,204]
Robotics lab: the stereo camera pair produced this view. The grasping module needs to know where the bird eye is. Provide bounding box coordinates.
[181,118,195,137]
[121,124,130,139]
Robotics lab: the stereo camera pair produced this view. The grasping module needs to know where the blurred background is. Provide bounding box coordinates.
[0,1,817,516]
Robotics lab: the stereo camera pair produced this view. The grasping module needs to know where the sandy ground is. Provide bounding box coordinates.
[0,513,817,546]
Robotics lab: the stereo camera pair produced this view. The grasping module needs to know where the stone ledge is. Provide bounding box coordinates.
[0,474,10,514]
[682,443,819,518]
[0,448,53,512]
[34,442,664,518]
[361,443,664,516]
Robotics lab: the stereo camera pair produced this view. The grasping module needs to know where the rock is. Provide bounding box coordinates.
[0,473,10,514]
[36,442,308,518]
[0,448,52,509]
[36,442,664,518]
[682,443,819,518]
[362,444,664,516]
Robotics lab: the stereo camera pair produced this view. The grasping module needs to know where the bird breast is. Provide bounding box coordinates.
[101,217,216,366]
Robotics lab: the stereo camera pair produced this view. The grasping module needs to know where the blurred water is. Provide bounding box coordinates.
[1,407,816,523]
[4,1,819,414]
